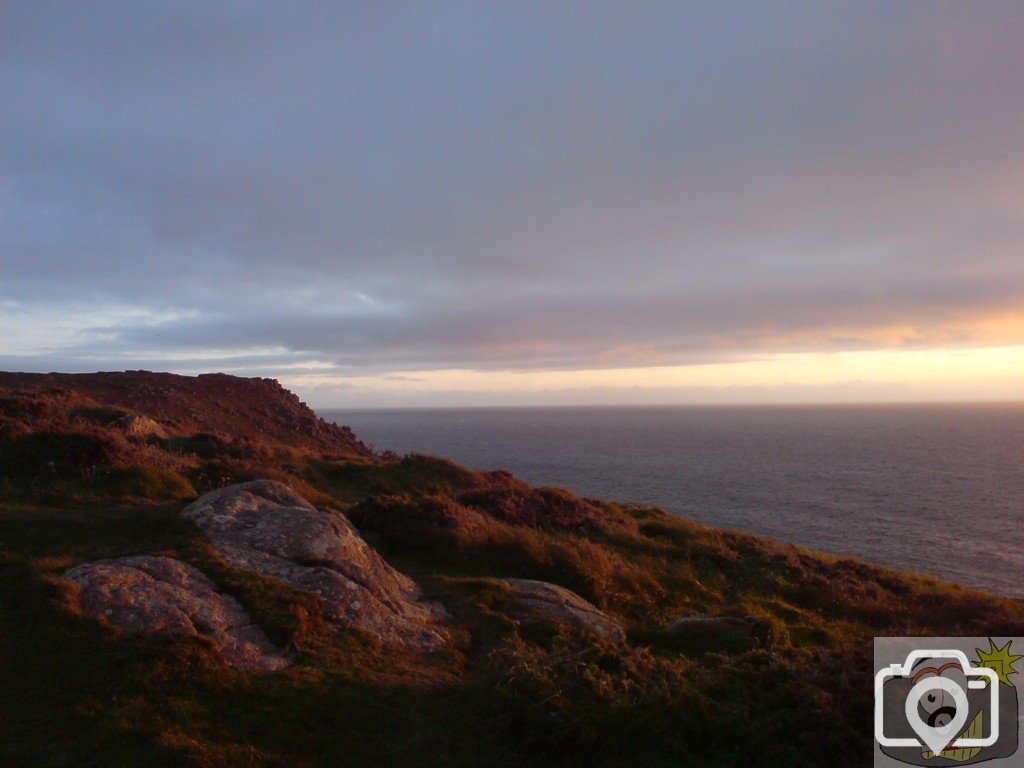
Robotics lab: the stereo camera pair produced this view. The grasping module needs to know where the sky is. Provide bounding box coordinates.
[2,2,1023,407]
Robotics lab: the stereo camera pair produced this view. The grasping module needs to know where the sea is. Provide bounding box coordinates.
[320,404,1024,599]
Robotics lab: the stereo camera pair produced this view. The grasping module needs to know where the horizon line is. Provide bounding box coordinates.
[314,398,1024,412]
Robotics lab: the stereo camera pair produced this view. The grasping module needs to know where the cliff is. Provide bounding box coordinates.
[0,370,369,456]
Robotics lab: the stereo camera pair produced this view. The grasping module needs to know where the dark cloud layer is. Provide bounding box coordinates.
[3,2,1023,391]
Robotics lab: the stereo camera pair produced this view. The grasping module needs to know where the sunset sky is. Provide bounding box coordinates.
[3,2,1023,407]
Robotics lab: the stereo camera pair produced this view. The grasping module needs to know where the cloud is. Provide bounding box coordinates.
[2,2,1023,400]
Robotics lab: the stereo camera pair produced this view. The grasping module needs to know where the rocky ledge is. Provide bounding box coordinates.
[182,480,449,653]
[65,555,289,671]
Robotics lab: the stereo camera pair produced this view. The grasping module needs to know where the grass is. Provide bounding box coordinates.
[5,488,1022,767]
[3,384,1024,767]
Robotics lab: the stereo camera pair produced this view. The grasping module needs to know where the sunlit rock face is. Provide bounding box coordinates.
[65,555,290,671]
[182,480,449,653]
[500,578,626,642]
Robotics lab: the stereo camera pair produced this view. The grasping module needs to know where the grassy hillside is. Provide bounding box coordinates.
[2,373,1022,767]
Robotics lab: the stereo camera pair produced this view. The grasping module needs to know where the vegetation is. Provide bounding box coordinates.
[2,375,1022,767]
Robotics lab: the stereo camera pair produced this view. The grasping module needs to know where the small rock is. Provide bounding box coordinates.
[182,480,448,652]
[500,578,626,642]
[65,555,289,671]
[663,614,766,640]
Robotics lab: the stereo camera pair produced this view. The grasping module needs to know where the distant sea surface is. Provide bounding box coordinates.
[321,404,1024,598]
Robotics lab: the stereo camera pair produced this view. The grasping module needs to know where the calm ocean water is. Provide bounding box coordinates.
[321,404,1024,598]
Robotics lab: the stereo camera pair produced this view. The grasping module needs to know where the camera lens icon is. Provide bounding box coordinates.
[905,674,971,756]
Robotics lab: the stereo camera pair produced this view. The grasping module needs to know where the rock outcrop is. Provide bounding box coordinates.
[663,614,766,640]
[500,578,626,642]
[65,555,289,671]
[182,480,449,652]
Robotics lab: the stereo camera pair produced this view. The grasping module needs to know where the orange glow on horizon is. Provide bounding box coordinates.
[284,345,1024,406]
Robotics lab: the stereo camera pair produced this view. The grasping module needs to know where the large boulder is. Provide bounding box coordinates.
[182,480,448,652]
[500,578,626,642]
[65,555,289,671]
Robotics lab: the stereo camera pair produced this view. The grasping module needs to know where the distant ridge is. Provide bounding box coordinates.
[0,370,370,456]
